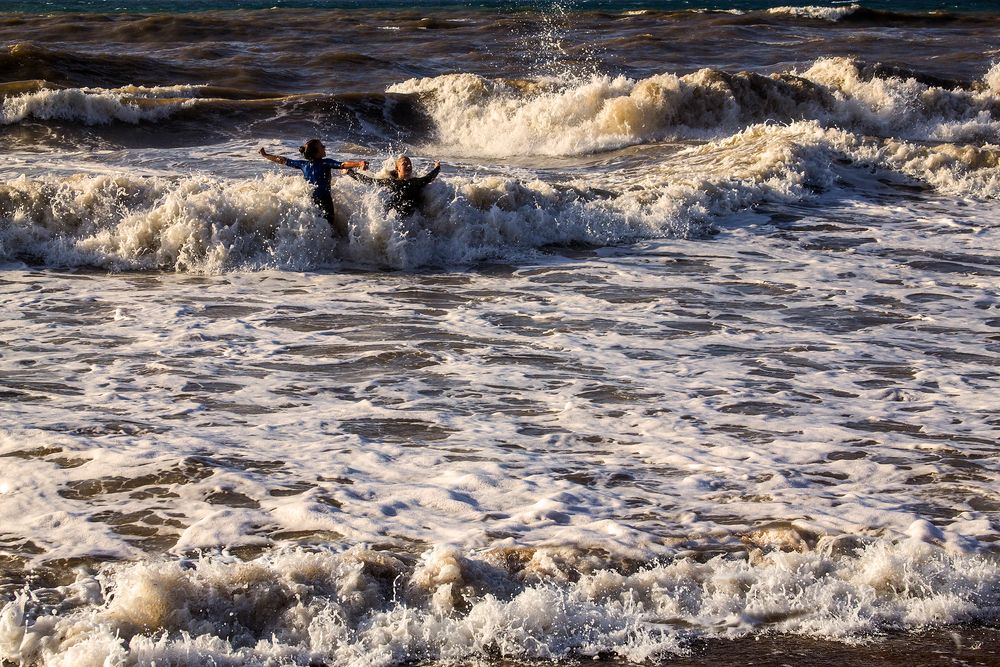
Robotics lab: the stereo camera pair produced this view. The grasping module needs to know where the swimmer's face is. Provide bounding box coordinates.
[396,157,413,179]
[316,143,326,158]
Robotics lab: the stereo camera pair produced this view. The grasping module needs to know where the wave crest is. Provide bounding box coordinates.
[0,173,335,272]
[1,85,198,125]
[766,4,861,21]
[391,57,999,158]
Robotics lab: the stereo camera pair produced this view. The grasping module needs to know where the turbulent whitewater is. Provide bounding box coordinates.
[1,2,999,666]
[4,58,999,271]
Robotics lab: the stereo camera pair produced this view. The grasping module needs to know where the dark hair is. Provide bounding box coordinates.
[299,139,323,160]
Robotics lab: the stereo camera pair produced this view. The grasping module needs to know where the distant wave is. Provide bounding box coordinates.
[0,42,220,89]
[733,4,973,25]
[0,83,431,151]
[766,4,861,21]
[1,85,197,125]
[4,48,998,157]
[0,82,316,126]
[763,4,966,24]
[391,58,1000,158]
[1,536,996,667]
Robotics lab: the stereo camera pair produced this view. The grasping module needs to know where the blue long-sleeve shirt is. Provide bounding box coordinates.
[285,158,344,196]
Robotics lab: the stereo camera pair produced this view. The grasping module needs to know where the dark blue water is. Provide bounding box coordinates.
[3,1,1000,14]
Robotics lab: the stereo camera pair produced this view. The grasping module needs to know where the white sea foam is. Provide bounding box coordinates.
[866,140,1000,198]
[799,57,1000,143]
[0,540,995,667]
[767,4,861,21]
[0,126,825,270]
[2,177,999,664]
[0,172,339,271]
[2,186,999,566]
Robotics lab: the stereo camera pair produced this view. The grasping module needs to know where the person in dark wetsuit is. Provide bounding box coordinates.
[344,155,441,217]
[259,139,368,238]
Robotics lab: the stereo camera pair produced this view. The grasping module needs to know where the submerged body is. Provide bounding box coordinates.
[260,141,367,237]
[347,157,441,217]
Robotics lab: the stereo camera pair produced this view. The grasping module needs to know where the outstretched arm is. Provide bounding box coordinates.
[340,160,369,170]
[415,161,441,186]
[343,169,380,185]
[259,147,288,166]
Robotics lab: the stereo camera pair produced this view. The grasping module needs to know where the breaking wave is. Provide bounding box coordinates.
[3,118,999,272]
[1,536,997,667]
[1,84,198,126]
[391,57,1000,158]
[4,57,997,158]
[766,4,862,21]
[765,5,974,25]
[0,82,428,150]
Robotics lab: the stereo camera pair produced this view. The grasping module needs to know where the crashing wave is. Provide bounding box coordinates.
[0,173,335,271]
[1,85,200,125]
[767,4,861,21]
[1,535,996,667]
[6,57,998,157]
[3,118,1000,272]
[0,122,873,272]
[390,58,1000,158]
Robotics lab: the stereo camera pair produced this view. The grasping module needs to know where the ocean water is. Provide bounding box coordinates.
[1,1,999,666]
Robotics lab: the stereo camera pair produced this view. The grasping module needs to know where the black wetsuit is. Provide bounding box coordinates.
[347,165,440,217]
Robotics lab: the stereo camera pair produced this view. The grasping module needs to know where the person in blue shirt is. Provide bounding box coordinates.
[259,139,368,238]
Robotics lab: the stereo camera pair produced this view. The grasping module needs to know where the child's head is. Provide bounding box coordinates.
[395,155,413,179]
[299,139,326,160]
